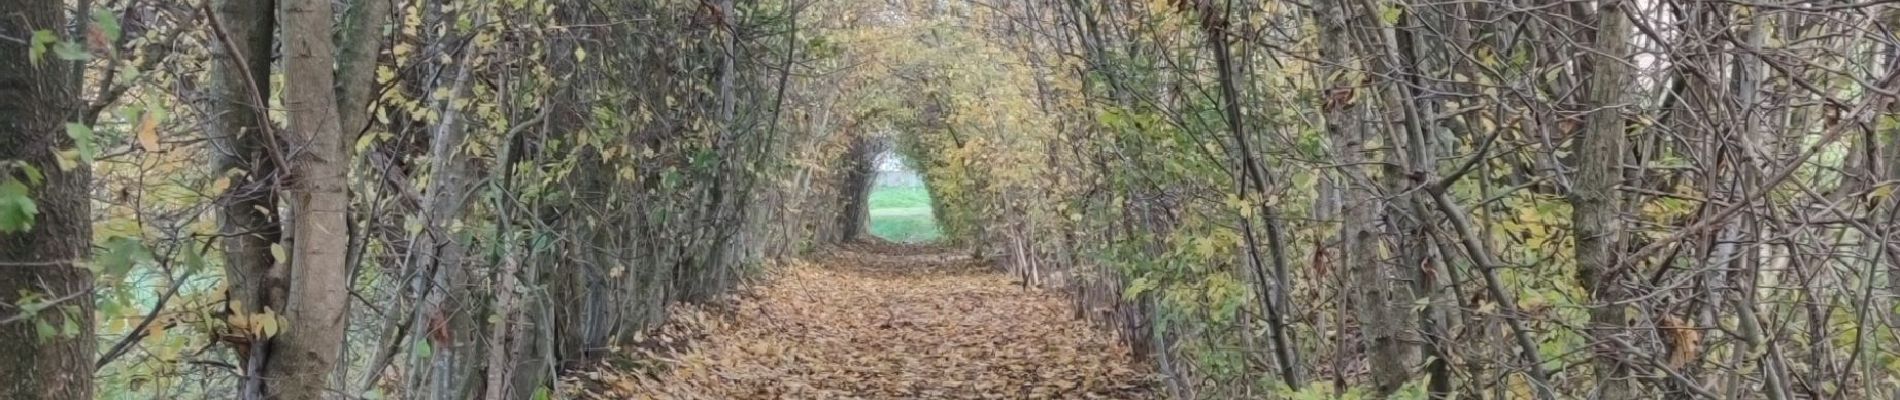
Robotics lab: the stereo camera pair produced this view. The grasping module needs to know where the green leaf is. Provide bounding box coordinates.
[0,179,38,232]
[1380,3,1404,25]
[91,10,122,43]
[60,314,79,337]
[414,340,434,360]
[64,123,96,163]
[29,30,57,65]
[180,243,208,274]
[35,320,56,340]
[18,163,44,186]
[661,168,683,189]
[97,236,149,278]
[1123,276,1157,300]
[531,387,553,400]
[692,148,717,171]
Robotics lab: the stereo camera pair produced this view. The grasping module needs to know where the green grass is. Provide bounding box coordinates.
[867,186,942,242]
[868,186,933,209]
[868,213,942,243]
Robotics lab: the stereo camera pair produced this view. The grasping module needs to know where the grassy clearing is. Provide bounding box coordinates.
[869,213,942,243]
[868,186,932,209]
[867,186,942,242]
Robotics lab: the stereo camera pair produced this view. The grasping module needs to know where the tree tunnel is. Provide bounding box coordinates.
[865,148,943,243]
[15,0,1878,397]
[828,128,947,244]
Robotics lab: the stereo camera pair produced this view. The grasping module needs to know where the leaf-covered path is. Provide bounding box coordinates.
[568,243,1156,399]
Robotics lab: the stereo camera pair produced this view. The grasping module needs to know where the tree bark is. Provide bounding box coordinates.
[265,0,355,397]
[1572,1,1636,398]
[835,134,878,241]
[407,39,482,399]
[207,0,283,381]
[1202,1,1302,386]
[1313,0,1419,393]
[334,0,392,140]
[0,1,94,398]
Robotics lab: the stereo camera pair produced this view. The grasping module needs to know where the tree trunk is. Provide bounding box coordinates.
[334,0,392,141]
[265,0,354,397]
[407,39,482,399]
[1201,2,1302,386]
[1313,0,1420,393]
[835,134,877,241]
[207,0,283,382]
[1572,1,1636,398]
[0,2,94,398]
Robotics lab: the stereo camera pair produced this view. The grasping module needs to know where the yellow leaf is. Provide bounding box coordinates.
[135,112,160,151]
[143,318,167,342]
[1225,194,1255,218]
[208,176,232,195]
[54,149,80,170]
[226,311,251,333]
[1869,182,1895,202]
[1194,237,1218,258]
[376,65,397,83]
[256,308,281,338]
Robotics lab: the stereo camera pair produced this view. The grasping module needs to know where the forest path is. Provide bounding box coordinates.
[568,242,1155,399]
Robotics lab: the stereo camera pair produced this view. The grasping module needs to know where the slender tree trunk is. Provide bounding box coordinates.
[1887,141,1900,364]
[1572,1,1636,398]
[1312,0,1420,393]
[408,34,483,399]
[327,0,390,387]
[1359,0,1432,393]
[207,0,282,383]
[479,53,554,400]
[0,2,94,398]
[335,0,392,141]
[1201,2,1302,386]
[835,135,878,241]
[266,0,355,397]
[513,11,595,396]
[1879,6,1900,367]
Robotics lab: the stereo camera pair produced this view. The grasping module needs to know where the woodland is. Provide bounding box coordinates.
[2,0,1900,399]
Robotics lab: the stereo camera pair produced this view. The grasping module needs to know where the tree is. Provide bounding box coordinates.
[1309,0,1421,394]
[0,1,94,398]
[206,0,281,383]
[834,134,880,242]
[262,0,355,397]
[1571,1,1636,398]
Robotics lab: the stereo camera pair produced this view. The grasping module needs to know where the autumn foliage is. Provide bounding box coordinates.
[5,0,1900,399]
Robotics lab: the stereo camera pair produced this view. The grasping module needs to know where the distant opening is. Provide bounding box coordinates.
[867,151,942,243]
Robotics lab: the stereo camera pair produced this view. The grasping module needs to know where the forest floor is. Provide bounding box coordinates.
[564,241,1156,399]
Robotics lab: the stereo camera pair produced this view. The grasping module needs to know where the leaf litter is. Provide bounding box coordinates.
[566,243,1157,399]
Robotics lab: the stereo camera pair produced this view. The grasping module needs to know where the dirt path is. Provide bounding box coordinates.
[569,243,1155,399]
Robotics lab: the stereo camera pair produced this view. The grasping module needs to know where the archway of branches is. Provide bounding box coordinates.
[818,2,1062,253]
